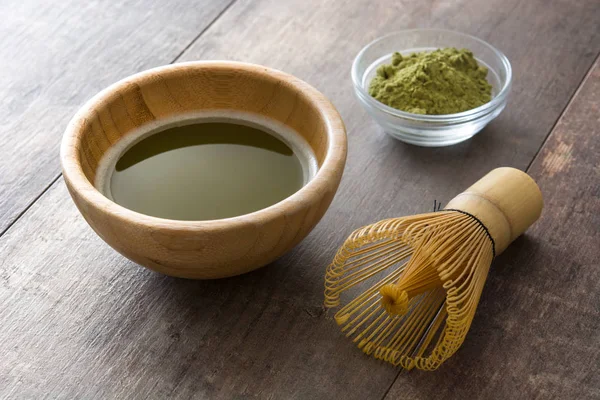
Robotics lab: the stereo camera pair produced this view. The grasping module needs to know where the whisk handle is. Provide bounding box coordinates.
[445,167,543,255]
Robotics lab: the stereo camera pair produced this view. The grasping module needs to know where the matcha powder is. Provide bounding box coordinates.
[368,48,492,115]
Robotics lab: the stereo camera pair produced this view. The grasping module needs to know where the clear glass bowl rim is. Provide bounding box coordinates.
[351,28,513,122]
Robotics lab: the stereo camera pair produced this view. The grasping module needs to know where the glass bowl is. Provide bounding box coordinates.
[352,29,512,147]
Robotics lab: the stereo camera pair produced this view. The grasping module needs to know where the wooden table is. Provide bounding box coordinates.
[1,0,599,398]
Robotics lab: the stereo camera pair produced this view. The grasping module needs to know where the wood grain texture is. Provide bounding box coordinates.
[386,56,600,400]
[1,181,396,399]
[0,0,233,233]
[61,61,346,278]
[1,0,600,398]
[446,167,544,253]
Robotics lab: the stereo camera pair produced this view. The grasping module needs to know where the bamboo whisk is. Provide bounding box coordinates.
[324,168,543,371]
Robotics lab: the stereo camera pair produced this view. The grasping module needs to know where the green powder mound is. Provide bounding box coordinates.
[368,48,492,115]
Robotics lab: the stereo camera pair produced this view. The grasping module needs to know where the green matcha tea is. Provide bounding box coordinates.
[100,118,313,221]
[369,48,492,115]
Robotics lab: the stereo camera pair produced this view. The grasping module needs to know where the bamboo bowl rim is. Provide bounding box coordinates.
[61,61,347,232]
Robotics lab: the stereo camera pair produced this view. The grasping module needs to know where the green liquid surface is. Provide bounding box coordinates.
[110,122,305,221]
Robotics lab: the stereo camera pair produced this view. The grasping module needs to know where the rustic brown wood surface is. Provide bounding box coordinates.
[1,0,599,398]
[385,56,600,400]
[0,0,234,234]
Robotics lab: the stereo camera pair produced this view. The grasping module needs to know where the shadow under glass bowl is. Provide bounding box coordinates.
[352,29,512,147]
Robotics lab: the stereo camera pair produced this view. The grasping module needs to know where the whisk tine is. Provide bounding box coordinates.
[325,169,543,371]
[324,211,494,370]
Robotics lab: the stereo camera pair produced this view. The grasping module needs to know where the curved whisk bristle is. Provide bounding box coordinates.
[324,211,494,370]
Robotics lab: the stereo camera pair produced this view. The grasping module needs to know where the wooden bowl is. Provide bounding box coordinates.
[60,61,347,279]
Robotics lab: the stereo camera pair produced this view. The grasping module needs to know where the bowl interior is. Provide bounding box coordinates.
[72,62,332,189]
